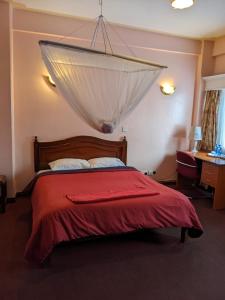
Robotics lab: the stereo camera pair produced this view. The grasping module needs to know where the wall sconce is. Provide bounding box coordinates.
[43,75,56,87]
[160,83,176,95]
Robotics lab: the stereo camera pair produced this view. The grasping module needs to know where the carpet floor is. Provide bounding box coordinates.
[0,196,225,300]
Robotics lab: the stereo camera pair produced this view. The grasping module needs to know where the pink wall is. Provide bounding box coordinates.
[13,9,201,56]
[213,36,225,75]
[213,56,225,75]
[191,40,215,126]
[13,9,200,192]
[0,2,13,196]
[191,37,225,133]
[201,41,215,77]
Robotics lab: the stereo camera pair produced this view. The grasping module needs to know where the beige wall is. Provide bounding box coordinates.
[12,9,201,192]
[0,2,13,196]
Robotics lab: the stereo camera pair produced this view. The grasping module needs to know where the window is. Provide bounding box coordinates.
[217,90,225,153]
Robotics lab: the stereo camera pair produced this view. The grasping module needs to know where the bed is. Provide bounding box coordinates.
[25,136,203,264]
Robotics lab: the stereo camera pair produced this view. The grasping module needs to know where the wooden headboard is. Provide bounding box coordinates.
[34,136,127,171]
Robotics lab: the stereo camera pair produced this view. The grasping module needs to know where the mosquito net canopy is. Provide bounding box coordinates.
[40,40,165,133]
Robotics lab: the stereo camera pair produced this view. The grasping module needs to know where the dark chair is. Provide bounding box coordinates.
[176,151,201,188]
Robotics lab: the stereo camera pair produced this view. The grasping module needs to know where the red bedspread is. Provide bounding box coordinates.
[67,186,159,203]
[25,167,203,263]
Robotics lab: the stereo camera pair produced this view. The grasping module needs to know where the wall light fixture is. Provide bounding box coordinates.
[160,82,176,95]
[43,75,56,87]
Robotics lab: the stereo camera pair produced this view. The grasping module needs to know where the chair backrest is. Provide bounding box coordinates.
[176,151,200,180]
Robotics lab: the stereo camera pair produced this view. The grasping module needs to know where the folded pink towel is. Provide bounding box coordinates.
[66,187,159,204]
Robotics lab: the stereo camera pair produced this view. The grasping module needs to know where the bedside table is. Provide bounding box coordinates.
[0,176,7,213]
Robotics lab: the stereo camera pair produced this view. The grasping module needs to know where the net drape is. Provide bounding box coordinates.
[40,42,163,133]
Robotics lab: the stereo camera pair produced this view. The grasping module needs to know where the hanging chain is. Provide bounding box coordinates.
[99,0,103,16]
[57,0,130,57]
[104,17,137,57]
[101,18,113,54]
[90,0,114,54]
[90,16,101,48]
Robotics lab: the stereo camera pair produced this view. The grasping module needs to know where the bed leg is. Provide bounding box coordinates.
[41,255,52,268]
[180,227,187,243]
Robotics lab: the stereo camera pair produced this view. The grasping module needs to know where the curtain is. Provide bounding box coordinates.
[216,90,225,153]
[40,41,163,133]
[201,90,221,151]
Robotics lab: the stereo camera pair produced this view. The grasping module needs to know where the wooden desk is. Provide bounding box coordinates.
[194,152,225,209]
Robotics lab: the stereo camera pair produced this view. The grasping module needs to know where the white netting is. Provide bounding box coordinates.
[40,42,163,133]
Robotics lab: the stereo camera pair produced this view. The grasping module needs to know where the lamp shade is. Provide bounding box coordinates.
[190,126,202,141]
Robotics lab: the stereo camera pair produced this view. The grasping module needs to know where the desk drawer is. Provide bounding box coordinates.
[201,162,218,187]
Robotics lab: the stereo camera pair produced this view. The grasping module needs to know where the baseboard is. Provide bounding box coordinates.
[15,192,26,198]
[158,180,176,185]
[6,197,16,203]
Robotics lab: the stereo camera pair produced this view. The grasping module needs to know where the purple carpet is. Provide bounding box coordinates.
[174,186,212,199]
[0,196,225,300]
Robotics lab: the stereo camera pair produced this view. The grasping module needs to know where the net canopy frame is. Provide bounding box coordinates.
[39,40,167,69]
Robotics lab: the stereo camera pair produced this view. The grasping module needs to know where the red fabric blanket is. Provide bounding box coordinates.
[67,186,159,204]
[25,167,203,263]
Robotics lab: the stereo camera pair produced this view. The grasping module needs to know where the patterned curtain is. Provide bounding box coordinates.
[216,90,225,152]
[201,90,221,151]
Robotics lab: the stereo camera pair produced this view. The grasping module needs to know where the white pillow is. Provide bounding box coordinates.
[49,158,90,170]
[88,157,125,168]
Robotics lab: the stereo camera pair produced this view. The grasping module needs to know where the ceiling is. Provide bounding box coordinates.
[13,0,225,39]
